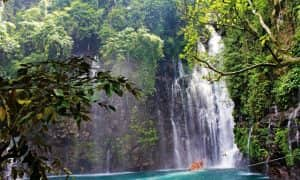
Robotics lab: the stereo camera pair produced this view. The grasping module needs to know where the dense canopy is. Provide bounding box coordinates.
[0,0,299,179]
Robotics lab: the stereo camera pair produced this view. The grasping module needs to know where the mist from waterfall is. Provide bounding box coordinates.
[168,26,240,168]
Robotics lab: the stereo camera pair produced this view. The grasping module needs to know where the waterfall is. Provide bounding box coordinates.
[288,118,292,153]
[208,27,239,167]
[215,80,239,167]
[247,126,253,160]
[168,26,239,168]
[80,27,240,172]
[207,26,224,55]
[265,105,278,173]
[287,104,300,152]
[170,111,181,168]
[265,105,277,173]
[178,60,193,165]
[170,59,184,168]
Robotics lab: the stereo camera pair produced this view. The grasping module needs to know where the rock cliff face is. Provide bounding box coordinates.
[50,58,176,173]
[234,104,300,179]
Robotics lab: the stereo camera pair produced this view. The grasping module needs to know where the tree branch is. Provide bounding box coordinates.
[227,16,282,64]
[192,55,278,76]
[247,0,276,43]
[280,55,300,65]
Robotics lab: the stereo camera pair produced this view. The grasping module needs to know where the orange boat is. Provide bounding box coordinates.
[188,160,203,171]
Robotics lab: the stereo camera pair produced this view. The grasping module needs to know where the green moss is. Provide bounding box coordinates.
[293,148,300,161]
[234,125,270,161]
[234,127,249,154]
[273,65,300,110]
[249,137,268,160]
[274,128,294,166]
[244,71,273,120]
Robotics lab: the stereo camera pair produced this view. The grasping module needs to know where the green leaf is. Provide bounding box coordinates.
[53,89,64,97]
[104,83,112,96]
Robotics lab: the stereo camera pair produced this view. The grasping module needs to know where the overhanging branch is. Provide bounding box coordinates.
[192,55,278,76]
[247,0,276,43]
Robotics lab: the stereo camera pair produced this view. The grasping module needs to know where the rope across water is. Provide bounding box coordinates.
[248,154,299,167]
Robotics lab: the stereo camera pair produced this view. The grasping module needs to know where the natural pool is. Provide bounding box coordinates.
[49,169,268,180]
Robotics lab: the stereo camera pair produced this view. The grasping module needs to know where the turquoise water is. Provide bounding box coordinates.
[49,169,268,180]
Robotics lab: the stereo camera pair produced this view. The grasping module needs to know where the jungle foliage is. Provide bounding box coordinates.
[0,57,140,179]
[182,0,300,171]
[1,0,300,178]
[0,0,183,178]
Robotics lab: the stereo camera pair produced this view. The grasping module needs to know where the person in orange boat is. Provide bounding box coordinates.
[188,160,203,171]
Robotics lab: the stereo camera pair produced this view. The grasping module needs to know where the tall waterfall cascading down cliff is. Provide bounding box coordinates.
[167,27,240,168]
[72,27,240,173]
